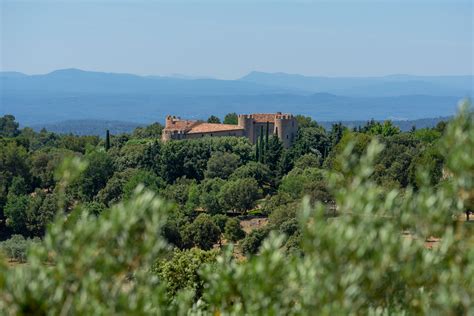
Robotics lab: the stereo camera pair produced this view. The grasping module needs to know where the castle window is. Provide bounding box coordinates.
[286,134,289,139]
[292,121,294,127]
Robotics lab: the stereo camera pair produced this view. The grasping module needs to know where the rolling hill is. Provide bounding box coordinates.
[240,71,473,97]
[1,69,471,126]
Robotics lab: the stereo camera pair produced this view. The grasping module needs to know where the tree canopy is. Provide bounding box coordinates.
[223,112,238,125]
[207,115,221,124]
[1,103,473,315]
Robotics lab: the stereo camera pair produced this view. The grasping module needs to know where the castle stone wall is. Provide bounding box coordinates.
[185,130,245,139]
[163,113,298,147]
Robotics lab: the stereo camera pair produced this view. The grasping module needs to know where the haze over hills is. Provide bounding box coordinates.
[1,69,295,95]
[1,69,471,126]
[240,71,473,97]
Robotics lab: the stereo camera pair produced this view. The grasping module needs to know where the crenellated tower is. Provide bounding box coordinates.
[274,113,297,148]
[238,114,256,143]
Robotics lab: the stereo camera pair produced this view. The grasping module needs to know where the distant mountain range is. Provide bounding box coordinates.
[241,71,473,97]
[1,69,472,126]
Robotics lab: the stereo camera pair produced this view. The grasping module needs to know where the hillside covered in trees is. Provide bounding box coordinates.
[27,116,451,137]
[0,102,473,314]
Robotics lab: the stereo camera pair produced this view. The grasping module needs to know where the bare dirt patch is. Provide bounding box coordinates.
[240,217,268,234]
[3,260,26,268]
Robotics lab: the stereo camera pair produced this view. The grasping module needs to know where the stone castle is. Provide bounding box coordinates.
[162,112,298,148]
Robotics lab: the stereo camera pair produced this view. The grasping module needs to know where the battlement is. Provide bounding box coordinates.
[237,113,292,123]
[166,115,182,121]
[165,115,197,131]
[275,114,293,120]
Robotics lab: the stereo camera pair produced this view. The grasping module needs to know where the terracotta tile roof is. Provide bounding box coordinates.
[164,120,198,131]
[188,123,244,134]
[249,113,277,123]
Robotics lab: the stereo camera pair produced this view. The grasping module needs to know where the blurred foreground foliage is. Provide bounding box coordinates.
[0,102,473,315]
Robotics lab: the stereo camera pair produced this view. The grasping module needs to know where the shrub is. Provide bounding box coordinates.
[240,227,269,255]
[224,218,245,242]
[0,187,177,314]
[95,169,138,206]
[230,161,274,190]
[152,248,217,298]
[181,214,221,250]
[122,169,164,200]
[218,178,260,213]
[76,150,114,200]
[279,218,299,236]
[205,152,241,179]
[212,214,228,231]
[198,178,226,214]
[82,201,107,216]
[4,194,30,235]
[0,235,39,263]
[294,153,321,169]
[160,178,196,206]
[260,191,294,215]
[279,167,331,203]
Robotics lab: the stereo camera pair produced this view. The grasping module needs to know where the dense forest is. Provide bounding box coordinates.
[0,102,473,314]
[26,116,450,137]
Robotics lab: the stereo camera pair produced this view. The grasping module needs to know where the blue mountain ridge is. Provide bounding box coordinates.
[1,69,471,126]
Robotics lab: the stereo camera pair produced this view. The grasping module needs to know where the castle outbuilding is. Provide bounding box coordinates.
[162,112,298,148]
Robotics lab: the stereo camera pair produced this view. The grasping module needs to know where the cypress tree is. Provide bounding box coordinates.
[105,129,111,151]
[259,126,265,163]
[255,140,259,162]
[265,121,269,151]
[266,135,283,171]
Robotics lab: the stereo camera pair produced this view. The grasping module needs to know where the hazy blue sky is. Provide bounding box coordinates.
[1,0,472,78]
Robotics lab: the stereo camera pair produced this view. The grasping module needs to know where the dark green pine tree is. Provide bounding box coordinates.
[259,126,265,163]
[266,135,284,171]
[255,139,260,162]
[329,122,344,148]
[105,130,111,151]
[265,121,270,151]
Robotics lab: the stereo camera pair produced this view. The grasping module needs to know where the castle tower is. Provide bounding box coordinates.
[165,115,181,128]
[162,115,175,141]
[165,115,174,128]
[275,113,297,148]
[238,114,255,143]
[161,129,172,141]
